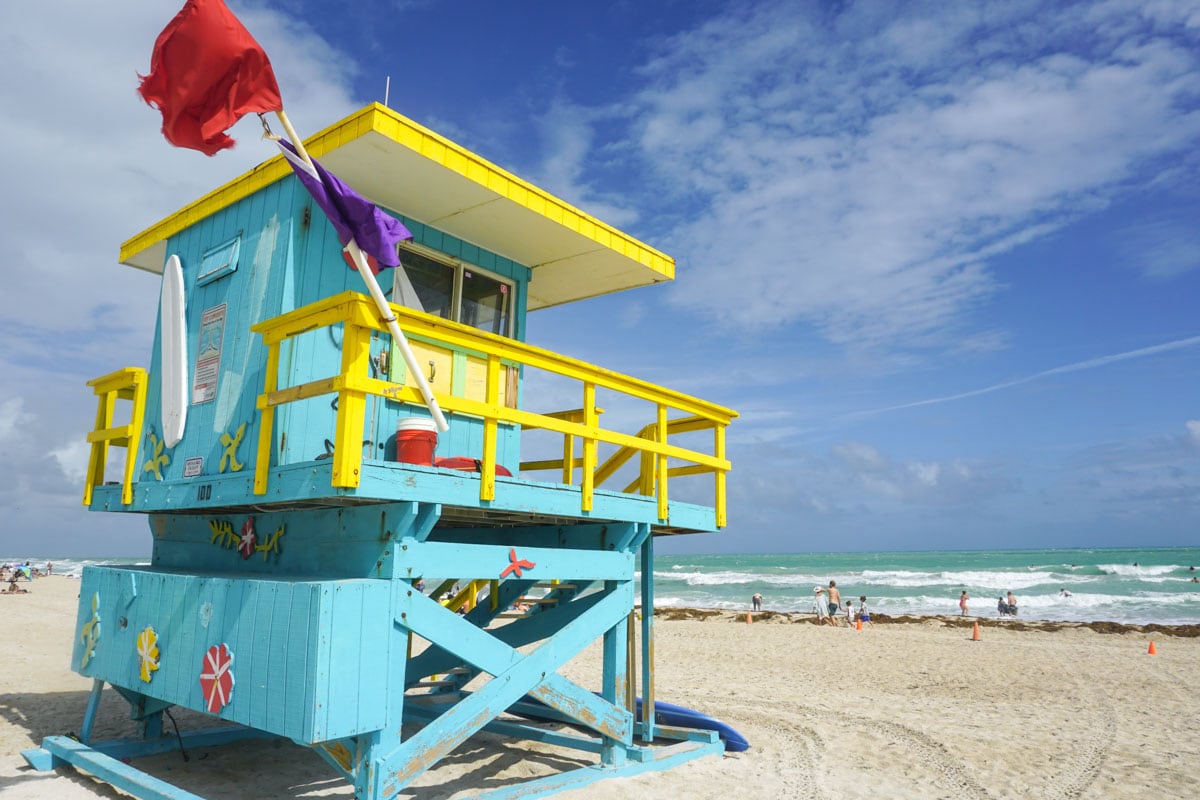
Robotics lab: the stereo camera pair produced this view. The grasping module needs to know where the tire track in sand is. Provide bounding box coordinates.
[681,697,826,800]
[731,696,991,800]
[1039,697,1115,800]
[719,692,1118,800]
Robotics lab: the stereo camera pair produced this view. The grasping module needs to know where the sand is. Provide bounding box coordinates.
[1,576,1197,799]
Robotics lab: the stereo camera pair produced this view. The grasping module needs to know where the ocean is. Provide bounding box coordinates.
[10,547,1200,626]
[648,547,1200,626]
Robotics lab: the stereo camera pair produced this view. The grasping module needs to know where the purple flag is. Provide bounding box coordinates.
[277,139,411,272]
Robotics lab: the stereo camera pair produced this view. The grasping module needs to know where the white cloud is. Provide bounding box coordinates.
[604,1,1200,349]
[0,398,31,441]
[831,441,889,472]
[51,441,91,484]
[1116,213,1200,279]
[844,334,1200,419]
[0,2,362,557]
[1187,420,1200,446]
[909,462,941,487]
[0,3,359,339]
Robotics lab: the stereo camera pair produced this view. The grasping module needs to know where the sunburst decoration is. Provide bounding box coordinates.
[136,626,160,683]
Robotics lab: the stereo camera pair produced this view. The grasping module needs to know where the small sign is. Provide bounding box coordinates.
[192,303,227,405]
[183,457,203,477]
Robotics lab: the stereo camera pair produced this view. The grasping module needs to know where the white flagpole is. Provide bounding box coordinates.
[275,110,449,433]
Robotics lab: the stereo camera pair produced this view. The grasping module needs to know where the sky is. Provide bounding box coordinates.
[1,0,1198,558]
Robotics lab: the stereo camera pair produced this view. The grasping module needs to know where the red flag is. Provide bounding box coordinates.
[138,0,282,156]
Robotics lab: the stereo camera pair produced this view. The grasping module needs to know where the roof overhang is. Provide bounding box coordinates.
[119,104,673,310]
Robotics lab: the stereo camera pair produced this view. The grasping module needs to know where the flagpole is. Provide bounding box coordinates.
[275,110,449,433]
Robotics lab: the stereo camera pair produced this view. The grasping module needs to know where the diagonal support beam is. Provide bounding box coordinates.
[379,581,633,796]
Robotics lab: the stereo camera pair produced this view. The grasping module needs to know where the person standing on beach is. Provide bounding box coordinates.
[813,587,832,625]
[1006,591,1018,614]
[959,590,969,616]
[817,580,842,625]
[751,592,763,612]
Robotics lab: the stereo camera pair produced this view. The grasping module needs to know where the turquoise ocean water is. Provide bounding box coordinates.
[647,547,1200,626]
[11,547,1200,626]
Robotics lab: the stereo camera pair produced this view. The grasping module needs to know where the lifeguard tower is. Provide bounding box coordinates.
[23,104,737,800]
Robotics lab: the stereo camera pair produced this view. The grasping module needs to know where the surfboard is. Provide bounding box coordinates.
[636,697,750,752]
[510,694,750,752]
[160,254,188,448]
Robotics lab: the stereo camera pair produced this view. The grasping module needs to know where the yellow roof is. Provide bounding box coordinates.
[120,104,674,310]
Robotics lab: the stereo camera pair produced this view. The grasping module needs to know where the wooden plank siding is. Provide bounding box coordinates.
[73,567,390,744]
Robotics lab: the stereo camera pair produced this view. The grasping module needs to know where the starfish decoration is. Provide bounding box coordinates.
[237,517,257,559]
[499,548,536,579]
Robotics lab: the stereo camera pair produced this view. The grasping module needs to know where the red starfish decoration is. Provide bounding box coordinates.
[499,548,536,579]
[237,518,257,560]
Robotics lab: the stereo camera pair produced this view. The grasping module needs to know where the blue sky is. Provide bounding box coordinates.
[1,0,1197,557]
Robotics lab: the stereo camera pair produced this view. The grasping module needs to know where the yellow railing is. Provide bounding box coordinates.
[83,367,148,507]
[251,291,736,526]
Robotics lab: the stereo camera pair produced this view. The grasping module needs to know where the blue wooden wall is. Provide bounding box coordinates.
[138,173,531,497]
[73,566,391,744]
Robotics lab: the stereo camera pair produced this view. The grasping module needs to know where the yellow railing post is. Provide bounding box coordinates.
[253,342,281,495]
[332,321,371,488]
[638,435,654,498]
[656,404,669,521]
[122,372,148,506]
[480,354,500,502]
[714,423,727,528]
[581,382,597,512]
[562,431,575,485]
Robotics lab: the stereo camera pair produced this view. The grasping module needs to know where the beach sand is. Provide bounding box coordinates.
[1,577,1197,799]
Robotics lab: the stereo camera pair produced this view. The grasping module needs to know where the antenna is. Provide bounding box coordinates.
[384,76,391,107]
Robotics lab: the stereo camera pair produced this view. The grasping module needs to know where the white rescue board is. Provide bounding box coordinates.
[160,254,188,448]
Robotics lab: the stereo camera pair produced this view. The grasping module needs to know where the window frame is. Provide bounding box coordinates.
[393,242,515,338]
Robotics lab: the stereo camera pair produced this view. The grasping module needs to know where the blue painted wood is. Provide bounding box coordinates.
[93,457,722,535]
[80,679,104,743]
[376,582,634,796]
[148,503,424,578]
[74,567,389,744]
[394,539,633,582]
[601,580,630,765]
[640,533,656,743]
[28,735,208,800]
[424,523,635,550]
[405,701,605,754]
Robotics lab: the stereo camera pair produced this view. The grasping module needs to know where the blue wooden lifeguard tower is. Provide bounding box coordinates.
[23,104,737,800]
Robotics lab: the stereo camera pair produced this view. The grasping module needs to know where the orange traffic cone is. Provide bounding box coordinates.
[971,621,981,641]
[746,611,752,624]
[855,618,863,631]
[1147,641,1157,655]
